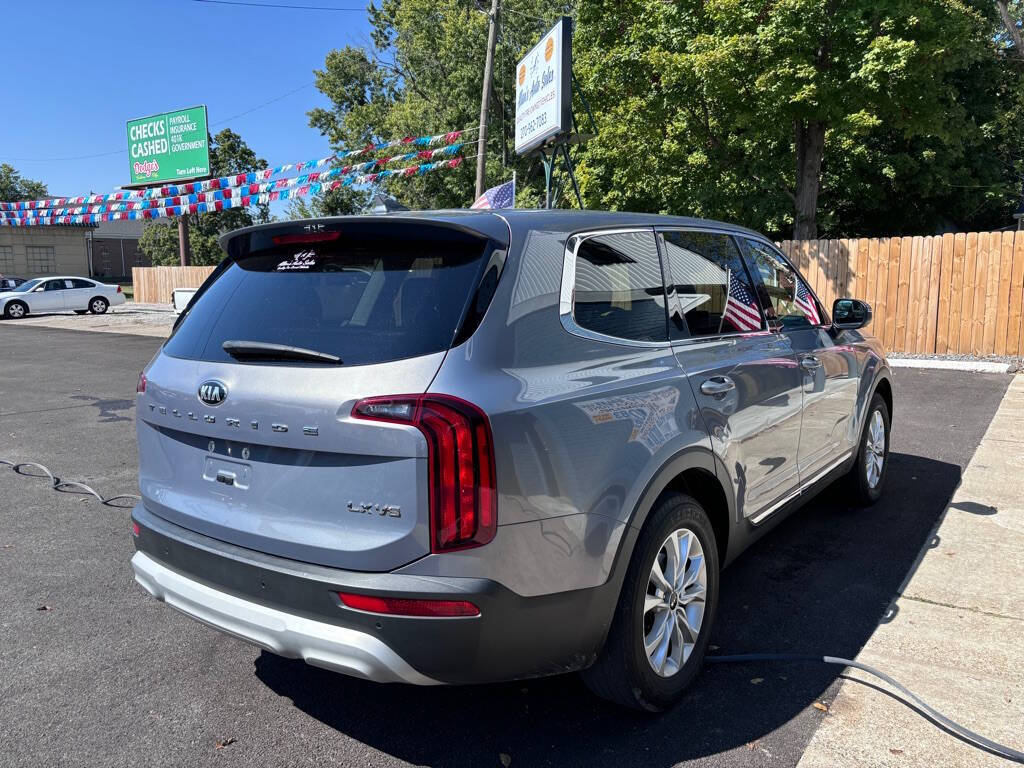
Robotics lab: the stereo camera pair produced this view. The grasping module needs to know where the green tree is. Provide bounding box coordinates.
[306,0,570,210]
[140,128,270,266]
[0,164,47,202]
[574,0,1017,238]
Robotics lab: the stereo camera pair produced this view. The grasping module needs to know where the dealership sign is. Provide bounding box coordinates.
[126,105,211,186]
[514,17,572,154]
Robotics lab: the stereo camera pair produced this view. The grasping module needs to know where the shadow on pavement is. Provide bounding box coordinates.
[255,451,959,767]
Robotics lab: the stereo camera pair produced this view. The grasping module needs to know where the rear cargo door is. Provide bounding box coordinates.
[137,219,504,572]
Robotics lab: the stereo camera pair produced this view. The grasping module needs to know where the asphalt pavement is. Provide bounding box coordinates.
[0,325,1013,768]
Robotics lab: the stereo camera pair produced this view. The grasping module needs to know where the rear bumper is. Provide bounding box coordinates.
[130,503,619,684]
[132,550,439,684]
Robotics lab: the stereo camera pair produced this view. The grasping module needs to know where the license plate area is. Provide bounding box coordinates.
[203,456,252,490]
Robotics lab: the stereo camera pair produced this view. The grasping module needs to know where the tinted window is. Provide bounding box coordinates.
[661,231,762,336]
[742,239,823,329]
[45,280,67,291]
[71,279,95,289]
[164,229,491,366]
[571,231,667,342]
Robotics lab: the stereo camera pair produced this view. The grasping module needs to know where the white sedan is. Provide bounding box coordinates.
[0,276,126,319]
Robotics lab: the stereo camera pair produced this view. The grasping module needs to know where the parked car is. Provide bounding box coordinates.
[0,276,26,291]
[0,276,125,319]
[130,212,892,711]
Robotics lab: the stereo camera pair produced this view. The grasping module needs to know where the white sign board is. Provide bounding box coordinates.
[515,17,572,154]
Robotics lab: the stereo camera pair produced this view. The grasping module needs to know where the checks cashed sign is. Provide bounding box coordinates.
[126,106,211,186]
[514,17,573,154]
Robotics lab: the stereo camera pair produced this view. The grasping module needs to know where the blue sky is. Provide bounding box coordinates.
[1,0,373,208]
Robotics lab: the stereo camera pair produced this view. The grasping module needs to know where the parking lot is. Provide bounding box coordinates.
[0,324,1013,768]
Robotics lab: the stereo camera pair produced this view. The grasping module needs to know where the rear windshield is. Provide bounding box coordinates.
[164,228,492,366]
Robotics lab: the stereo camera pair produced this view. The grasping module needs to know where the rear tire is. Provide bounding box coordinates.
[581,493,719,711]
[3,300,28,319]
[848,393,890,506]
[88,297,109,314]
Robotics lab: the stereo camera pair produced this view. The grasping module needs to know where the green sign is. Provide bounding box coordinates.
[126,105,210,186]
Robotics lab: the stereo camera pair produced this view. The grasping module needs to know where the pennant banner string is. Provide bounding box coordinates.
[0,144,466,220]
[0,157,465,227]
[0,128,477,212]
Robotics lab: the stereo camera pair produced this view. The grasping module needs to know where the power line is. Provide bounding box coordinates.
[190,0,365,10]
[1,148,126,163]
[2,82,318,163]
[210,82,315,126]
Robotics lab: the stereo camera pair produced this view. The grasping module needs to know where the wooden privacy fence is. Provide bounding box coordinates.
[131,231,1024,358]
[778,231,1024,357]
[132,266,215,305]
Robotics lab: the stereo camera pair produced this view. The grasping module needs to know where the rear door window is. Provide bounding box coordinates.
[571,230,667,342]
[660,231,763,337]
[164,226,494,366]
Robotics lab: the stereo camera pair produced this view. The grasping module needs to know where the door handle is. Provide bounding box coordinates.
[700,376,736,396]
[800,356,823,371]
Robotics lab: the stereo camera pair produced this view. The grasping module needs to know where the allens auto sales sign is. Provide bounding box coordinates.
[514,17,573,155]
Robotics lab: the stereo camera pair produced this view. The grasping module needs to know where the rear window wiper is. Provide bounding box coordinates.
[222,340,343,364]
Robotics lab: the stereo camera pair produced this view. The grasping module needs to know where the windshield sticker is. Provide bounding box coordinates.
[276,250,317,271]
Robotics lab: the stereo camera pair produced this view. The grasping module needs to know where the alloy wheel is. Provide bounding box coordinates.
[643,527,707,677]
[865,409,886,488]
[8,303,25,318]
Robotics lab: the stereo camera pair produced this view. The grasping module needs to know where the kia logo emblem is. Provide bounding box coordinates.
[198,380,227,406]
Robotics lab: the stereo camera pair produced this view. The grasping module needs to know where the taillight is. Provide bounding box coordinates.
[136,372,146,393]
[337,592,480,617]
[131,521,140,537]
[117,285,123,293]
[352,394,496,552]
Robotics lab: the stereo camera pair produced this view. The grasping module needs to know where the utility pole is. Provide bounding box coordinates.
[475,0,500,198]
[177,216,191,266]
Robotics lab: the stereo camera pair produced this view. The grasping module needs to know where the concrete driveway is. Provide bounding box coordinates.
[0,325,1014,767]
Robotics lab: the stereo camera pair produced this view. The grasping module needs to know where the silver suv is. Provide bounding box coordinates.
[130,211,892,711]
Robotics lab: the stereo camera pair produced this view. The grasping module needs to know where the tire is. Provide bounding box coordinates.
[848,393,890,506]
[88,297,109,315]
[74,310,87,315]
[3,300,28,320]
[581,492,720,711]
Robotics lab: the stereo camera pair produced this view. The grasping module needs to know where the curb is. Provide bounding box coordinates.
[888,358,1011,374]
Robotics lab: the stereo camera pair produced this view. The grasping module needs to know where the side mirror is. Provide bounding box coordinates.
[832,298,872,331]
[33,285,46,292]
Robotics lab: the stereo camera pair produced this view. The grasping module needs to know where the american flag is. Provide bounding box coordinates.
[470,179,515,209]
[723,272,762,332]
[794,278,821,325]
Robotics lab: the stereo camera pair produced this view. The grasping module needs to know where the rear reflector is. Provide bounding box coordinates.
[131,521,140,537]
[352,394,496,552]
[337,592,480,617]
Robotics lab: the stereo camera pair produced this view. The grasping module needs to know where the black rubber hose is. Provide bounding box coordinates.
[706,653,1024,763]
